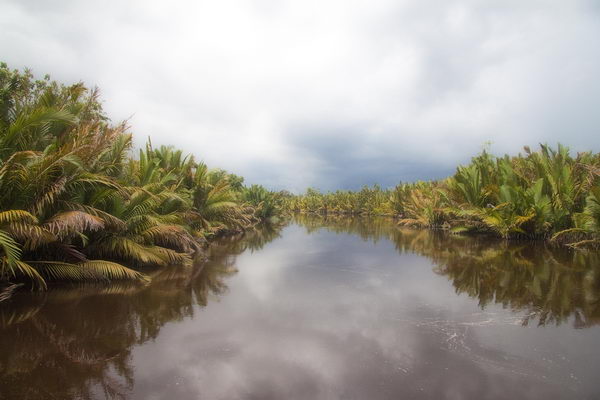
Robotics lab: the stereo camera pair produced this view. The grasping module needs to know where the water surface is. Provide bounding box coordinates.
[1,217,600,399]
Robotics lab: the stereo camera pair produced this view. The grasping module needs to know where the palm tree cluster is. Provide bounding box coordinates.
[0,64,283,289]
[286,185,394,215]
[287,145,600,246]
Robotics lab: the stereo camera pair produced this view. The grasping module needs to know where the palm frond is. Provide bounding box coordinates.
[43,211,104,237]
[27,260,149,283]
[80,260,150,282]
[0,210,38,225]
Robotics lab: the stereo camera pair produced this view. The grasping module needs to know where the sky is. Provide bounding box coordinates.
[1,0,600,192]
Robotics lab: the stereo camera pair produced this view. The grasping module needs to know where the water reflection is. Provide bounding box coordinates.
[1,218,600,399]
[295,214,600,328]
[0,225,281,400]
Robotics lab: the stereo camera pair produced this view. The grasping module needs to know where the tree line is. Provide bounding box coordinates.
[286,145,600,247]
[2,62,599,289]
[0,64,285,289]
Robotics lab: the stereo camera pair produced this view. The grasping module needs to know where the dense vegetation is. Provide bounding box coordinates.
[0,64,284,289]
[2,63,599,290]
[287,145,600,246]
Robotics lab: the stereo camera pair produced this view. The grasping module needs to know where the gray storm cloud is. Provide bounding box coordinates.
[1,0,599,191]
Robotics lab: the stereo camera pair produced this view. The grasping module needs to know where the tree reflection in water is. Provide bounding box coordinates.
[2,217,600,399]
[0,223,283,400]
[295,214,600,328]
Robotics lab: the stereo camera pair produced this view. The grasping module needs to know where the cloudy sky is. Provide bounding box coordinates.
[2,0,600,192]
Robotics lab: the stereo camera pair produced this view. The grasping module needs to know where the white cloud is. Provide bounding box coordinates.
[2,0,599,191]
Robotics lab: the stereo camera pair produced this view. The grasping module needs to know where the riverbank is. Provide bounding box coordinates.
[289,211,600,248]
[286,146,600,247]
[0,64,286,290]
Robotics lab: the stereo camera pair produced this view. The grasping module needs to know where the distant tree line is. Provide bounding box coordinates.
[286,145,600,247]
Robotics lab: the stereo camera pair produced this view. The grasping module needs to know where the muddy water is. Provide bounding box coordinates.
[1,217,600,399]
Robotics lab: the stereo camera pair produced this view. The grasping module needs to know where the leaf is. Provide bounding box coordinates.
[0,210,38,225]
[28,260,149,283]
[43,211,104,237]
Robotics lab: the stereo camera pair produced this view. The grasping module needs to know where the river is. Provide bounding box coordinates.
[1,216,600,399]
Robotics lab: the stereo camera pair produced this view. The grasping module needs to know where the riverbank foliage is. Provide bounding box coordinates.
[287,146,600,246]
[2,63,599,290]
[0,64,284,289]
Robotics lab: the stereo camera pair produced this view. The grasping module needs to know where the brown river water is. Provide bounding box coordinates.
[1,216,600,399]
